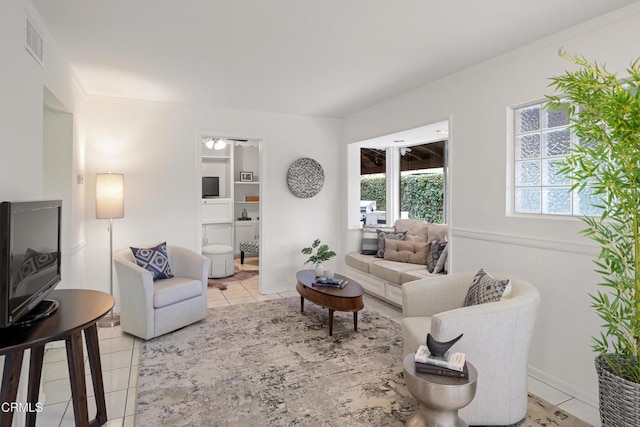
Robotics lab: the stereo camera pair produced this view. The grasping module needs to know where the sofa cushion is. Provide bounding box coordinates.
[400,268,435,284]
[376,230,407,258]
[361,226,394,255]
[463,268,510,307]
[345,252,375,274]
[130,242,174,280]
[153,276,203,308]
[427,223,448,242]
[369,260,424,285]
[394,219,429,242]
[427,237,448,273]
[384,239,430,265]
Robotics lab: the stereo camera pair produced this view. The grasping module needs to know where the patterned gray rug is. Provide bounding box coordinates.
[136,298,590,427]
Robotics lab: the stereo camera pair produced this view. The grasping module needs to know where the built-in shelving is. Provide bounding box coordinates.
[200,137,260,253]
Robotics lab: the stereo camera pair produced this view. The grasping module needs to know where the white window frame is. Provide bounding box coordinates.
[512,100,582,217]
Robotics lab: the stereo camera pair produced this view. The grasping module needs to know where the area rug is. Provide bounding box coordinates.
[207,268,259,290]
[136,298,590,427]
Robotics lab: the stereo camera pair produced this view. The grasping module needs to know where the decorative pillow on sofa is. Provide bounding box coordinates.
[433,243,448,274]
[427,237,447,273]
[18,248,58,281]
[384,239,430,264]
[394,219,428,242]
[130,242,174,280]
[361,226,394,255]
[375,230,406,258]
[463,268,510,307]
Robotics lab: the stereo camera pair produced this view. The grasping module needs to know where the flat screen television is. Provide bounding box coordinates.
[0,200,62,328]
[202,176,220,198]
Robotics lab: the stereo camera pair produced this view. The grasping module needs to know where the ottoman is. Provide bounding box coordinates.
[202,244,234,278]
[239,239,259,264]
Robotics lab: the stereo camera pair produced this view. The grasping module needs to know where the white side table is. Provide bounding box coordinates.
[403,354,478,427]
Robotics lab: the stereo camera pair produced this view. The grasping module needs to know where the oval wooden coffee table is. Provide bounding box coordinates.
[296,270,364,336]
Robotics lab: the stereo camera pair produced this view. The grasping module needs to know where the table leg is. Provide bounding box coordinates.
[66,331,89,427]
[25,345,45,427]
[84,324,108,426]
[300,296,304,313]
[328,309,334,336]
[1,350,24,427]
[353,311,358,332]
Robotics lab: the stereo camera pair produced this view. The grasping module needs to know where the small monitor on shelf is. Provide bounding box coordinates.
[202,176,220,198]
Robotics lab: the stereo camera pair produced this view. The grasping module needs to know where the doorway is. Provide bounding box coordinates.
[198,134,262,303]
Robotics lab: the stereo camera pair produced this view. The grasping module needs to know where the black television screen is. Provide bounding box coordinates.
[0,200,62,328]
[202,176,220,198]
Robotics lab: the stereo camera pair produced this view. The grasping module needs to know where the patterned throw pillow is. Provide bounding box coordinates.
[463,268,510,307]
[427,238,447,273]
[130,242,174,280]
[361,226,394,255]
[375,230,407,258]
[18,248,58,281]
[433,244,448,274]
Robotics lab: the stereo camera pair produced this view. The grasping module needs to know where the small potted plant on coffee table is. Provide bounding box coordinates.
[302,239,336,277]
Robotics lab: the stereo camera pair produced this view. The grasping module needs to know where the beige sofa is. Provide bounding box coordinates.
[344,219,448,306]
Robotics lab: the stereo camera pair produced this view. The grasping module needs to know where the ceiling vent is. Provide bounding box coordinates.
[25,15,44,66]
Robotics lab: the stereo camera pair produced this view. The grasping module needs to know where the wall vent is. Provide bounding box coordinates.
[25,15,44,66]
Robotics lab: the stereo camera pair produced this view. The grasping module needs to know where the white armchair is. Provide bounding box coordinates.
[114,245,210,340]
[402,272,540,426]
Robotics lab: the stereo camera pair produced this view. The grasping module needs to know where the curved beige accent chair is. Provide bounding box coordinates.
[114,245,210,340]
[402,272,540,426]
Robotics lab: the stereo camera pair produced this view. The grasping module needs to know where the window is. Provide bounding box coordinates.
[399,142,445,223]
[513,102,601,216]
[359,142,445,225]
[360,148,386,225]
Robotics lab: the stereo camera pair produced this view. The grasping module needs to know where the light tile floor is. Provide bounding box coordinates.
[24,258,598,426]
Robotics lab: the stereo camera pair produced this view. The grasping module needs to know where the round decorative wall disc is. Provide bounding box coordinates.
[287,158,325,198]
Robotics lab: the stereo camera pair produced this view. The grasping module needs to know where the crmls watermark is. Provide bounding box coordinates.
[1,402,44,413]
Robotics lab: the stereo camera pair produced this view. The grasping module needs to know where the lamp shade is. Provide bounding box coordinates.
[96,173,124,219]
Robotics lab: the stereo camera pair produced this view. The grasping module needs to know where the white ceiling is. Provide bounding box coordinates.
[32,0,636,118]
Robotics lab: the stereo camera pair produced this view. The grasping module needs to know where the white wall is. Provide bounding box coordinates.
[0,0,88,291]
[341,3,640,406]
[0,0,45,200]
[84,99,342,305]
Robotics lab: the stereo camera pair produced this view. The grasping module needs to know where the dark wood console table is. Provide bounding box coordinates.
[0,289,114,427]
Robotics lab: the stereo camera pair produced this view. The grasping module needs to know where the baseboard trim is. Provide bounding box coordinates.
[528,365,598,407]
[452,228,598,256]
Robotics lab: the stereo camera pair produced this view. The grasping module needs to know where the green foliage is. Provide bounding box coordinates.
[360,174,444,223]
[547,51,640,383]
[400,174,444,224]
[301,239,336,265]
[360,176,387,211]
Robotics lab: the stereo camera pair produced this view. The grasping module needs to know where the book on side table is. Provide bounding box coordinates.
[414,344,469,379]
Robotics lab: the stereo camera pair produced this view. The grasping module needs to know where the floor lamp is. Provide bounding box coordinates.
[96,172,124,327]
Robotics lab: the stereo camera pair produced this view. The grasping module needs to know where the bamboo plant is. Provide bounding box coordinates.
[546,51,640,383]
